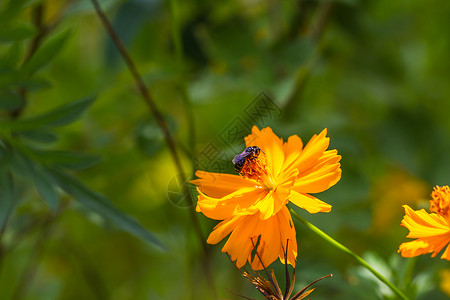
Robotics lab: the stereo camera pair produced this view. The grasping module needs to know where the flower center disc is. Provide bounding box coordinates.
[430,185,450,221]
[239,154,269,184]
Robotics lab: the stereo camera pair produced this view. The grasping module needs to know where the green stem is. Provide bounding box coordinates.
[400,256,417,292]
[290,209,410,300]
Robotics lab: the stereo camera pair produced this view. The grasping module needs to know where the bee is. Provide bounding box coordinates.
[232,146,264,173]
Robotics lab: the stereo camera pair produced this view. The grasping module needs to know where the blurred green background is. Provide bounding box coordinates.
[1,0,450,299]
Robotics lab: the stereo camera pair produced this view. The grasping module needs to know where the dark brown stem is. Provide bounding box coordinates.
[311,2,335,43]
[250,237,278,293]
[21,3,45,66]
[168,0,216,295]
[283,239,290,300]
[87,8,217,299]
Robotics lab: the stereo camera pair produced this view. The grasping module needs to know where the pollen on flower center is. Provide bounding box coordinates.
[430,185,450,221]
[239,153,270,185]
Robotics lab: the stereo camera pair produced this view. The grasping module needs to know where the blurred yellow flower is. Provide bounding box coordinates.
[398,185,450,260]
[370,169,428,235]
[192,126,341,270]
[440,269,450,296]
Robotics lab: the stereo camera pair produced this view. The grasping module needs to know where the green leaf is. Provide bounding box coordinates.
[29,163,59,211]
[0,68,22,89]
[1,94,96,131]
[25,94,95,127]
[30,149,101,169]
[48,167,168,251]
[11,76,51,91]
[5,147,60,211]
[21,30,71,74]
[0,69,50,91]
[3,143,30,178]
[0,90,25,111]
[17,129,58,144]
[1,42,24,68]
[0,151,15,229]
[0,0,32,26]
[0,24,36,43]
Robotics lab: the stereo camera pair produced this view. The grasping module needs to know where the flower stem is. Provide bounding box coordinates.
[290,209,410,300]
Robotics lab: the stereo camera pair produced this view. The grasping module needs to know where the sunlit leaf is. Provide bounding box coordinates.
[48,167,168,250]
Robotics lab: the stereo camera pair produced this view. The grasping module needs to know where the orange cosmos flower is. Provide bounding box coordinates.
[191,126,342,270]
[398,185,450,260]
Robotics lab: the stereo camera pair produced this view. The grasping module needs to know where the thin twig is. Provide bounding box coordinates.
[11,0,77,119]
[250,237,278,294]
[291,274,332,300]
[227,288,257,300]
[89,0,206,251]
[283,239,290,300]
[89,1,216,296]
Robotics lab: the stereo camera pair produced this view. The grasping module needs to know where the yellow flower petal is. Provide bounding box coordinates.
[196,186,266,220]
[286,129,330,174]
[251,206,297,270]
[209,207,297,271]
[439,269,450,296]
[401,205,449,238]
[398,205,450,260]
[282,134,303,170]
[222,214,262,268]
[294,165,341,194]
[191,170,259,198]
[278,205,298,265]
[256,192,275,220]
[289,190,332,213]
[192,126,341,270]
[207,216,241,244]
[245,126,285,178]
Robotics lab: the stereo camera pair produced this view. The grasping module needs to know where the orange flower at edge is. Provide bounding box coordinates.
[192,126,342,270]
[398,186,450,260]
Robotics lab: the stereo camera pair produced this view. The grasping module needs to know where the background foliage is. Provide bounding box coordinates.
[0,0,449,299]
